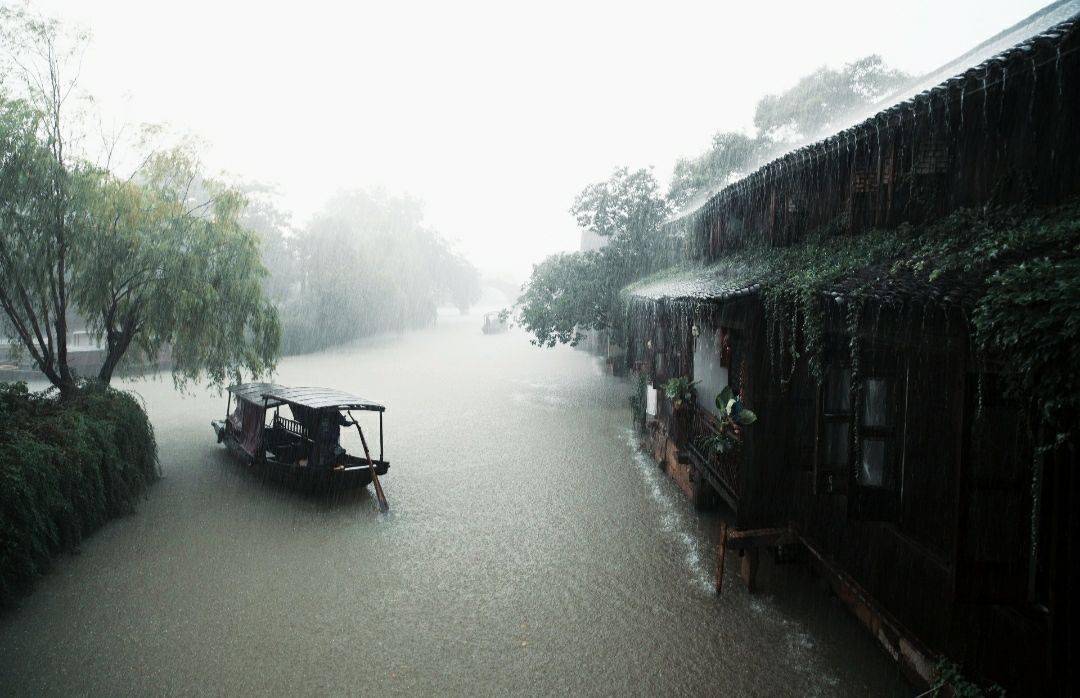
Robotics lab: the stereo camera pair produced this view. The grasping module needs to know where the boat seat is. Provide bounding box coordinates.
[264,425,310,462]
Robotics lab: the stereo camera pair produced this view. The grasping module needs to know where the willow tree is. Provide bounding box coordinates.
[0,97,78,394]
[73,151,281,388]
[0,8,279,394]
[0,8,84,396]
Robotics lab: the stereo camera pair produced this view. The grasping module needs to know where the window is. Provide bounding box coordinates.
[693,325,730,417]
[862,378,888,426]
[818,367,852,491]
[817,359,904,515]
[856,377,895,489]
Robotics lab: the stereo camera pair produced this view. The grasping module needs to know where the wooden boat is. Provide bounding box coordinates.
[211,383,390,504]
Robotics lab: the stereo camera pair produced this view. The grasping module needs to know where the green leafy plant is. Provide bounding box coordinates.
[698,386,757,455]
[0,380,158,605]
[0,13,281,395]
[515,167,677,348]
[662,376,698,407]
[717,385,758,425]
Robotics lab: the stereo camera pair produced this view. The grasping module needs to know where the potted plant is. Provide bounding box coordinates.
[699,386,757,456]
[662,376,698,409]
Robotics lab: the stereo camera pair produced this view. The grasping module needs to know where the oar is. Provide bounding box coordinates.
[349,411,389,512]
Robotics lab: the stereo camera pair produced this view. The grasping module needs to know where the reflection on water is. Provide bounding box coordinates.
[0,315,908,696]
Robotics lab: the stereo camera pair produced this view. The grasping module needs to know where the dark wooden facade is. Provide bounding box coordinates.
[627,11,1079,695]
[678,9,1080,259]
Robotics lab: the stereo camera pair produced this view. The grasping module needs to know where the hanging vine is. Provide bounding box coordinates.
[624,199,1080,449]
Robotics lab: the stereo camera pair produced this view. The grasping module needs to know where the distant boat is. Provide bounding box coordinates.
[211,383,390,506]
[481,311,509,334]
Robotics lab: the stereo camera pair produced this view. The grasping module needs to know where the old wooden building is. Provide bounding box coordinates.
[625,6,1079,694]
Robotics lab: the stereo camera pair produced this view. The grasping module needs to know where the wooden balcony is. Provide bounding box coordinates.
[687,406,741,511]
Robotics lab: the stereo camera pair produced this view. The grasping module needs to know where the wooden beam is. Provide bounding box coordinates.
[725,526,795,550]
[799,533,935,689]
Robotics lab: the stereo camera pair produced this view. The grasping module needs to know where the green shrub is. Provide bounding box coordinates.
[0,381,158,605]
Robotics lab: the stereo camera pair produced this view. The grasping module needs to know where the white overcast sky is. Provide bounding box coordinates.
[25,0,1053,279]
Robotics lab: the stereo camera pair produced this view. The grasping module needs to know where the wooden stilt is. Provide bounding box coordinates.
[715,520,728,595]
[739,548,760,593]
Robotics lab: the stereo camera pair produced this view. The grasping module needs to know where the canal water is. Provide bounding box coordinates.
[0,315,909,696]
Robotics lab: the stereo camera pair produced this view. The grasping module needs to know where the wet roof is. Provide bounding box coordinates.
[883,0,1080,111]
[624,262,761,303]
[227,382,284,403]
[625,258,982,307]
[822,264,985,308]
[667,2,1080,225]
[228,383,385,411]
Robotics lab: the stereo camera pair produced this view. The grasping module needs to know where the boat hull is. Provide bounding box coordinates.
[213,422,389,491]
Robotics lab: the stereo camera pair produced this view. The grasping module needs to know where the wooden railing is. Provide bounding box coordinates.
[687,406,741,508]
[273,415,309,440]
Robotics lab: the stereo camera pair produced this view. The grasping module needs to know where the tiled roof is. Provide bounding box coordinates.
[625,256,984,307]
[623,262,761,302]
[670,3,1080,226]
[822,264,984,308]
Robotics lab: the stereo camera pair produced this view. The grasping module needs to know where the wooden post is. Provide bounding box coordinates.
[715,520,728,595]
[740,548,760,593]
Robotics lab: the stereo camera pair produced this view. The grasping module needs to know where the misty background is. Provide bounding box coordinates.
[23,0,1050,285]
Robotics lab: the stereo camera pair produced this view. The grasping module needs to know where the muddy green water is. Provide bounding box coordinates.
[0,315,909,696]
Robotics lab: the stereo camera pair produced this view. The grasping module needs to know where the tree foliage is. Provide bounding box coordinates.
[0,6,85,396]
[0,10,280,394]
[519,54,913,353]
[439,252,482,314]
[571,166,669,241]
[668,55,910,212]
[516,251,608,346]
[74,152,281,388]
[233,180,297,306]
[517,167,676,346]
[754,54,909,142]
[667,132,762,211]
[279,189,480,353]
[0,96,77,393]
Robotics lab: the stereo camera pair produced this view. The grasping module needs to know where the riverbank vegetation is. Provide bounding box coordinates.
[0,7,278,603]
[0,6,482,601]
[0,381,158,605]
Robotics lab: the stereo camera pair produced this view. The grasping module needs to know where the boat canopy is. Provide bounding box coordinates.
[227,383,385,412]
